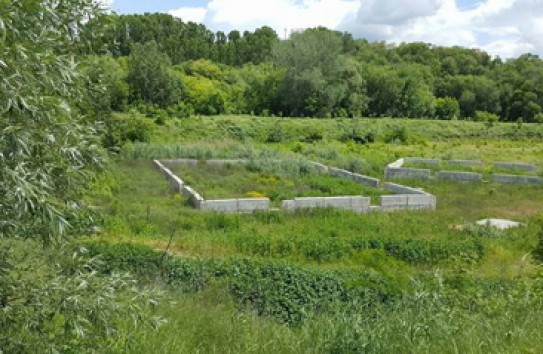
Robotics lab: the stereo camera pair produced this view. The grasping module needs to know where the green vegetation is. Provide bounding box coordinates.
[3,0,543,353]
[170,161,385,203]
[81,13,543,123]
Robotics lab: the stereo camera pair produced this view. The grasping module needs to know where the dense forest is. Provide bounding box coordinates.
[80,12,543,124]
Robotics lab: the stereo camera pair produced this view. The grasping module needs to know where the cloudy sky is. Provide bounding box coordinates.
[104,0,543,58]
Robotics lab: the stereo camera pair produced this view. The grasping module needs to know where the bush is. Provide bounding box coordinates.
[434,97,460,120]
[104,112,154,149]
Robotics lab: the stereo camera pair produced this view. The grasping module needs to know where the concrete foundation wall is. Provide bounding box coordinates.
[387,158,405,168]
[154,160,185,192]
[161,158,247,167]
[310,162,329,173]
[383,182,426,195]
[494,162,537,173]
[436,171,483,182]
[181,186,205,208]
[380,194,436,211]
[329,167,380,187]
[201,198,270,213]
[405,157,441,165]
[492,174,543,184]
[385,167,431,180]
[445,160,483,167]
[285,196,371,213]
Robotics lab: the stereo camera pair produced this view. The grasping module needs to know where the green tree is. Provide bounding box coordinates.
[83,55,129,113]
[434,97,460,120]
[0,1,159,352]
[127,41,186,108]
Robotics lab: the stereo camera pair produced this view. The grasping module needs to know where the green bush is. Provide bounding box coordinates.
[104,112,154,149]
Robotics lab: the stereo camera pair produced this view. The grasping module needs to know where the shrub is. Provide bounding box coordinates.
[104,112,154,149]
[434,97,460,120]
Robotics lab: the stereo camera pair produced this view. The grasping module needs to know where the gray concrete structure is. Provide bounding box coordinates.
[201,198,270,213]
[284,196,372,213]
[387,158,405,168]
[445,160,484,167]
[404,157,441,165]
[379,194,436,211]
[384,167,431,180]
[328,167,380,187]
[155,158,436,215]
[492,174,543,184]
[494,162,537,173]
[436,171,483,182]
[383,182,427,195]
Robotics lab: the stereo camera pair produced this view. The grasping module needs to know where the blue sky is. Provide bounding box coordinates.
[105,0,543,58]
[112,0,479,15]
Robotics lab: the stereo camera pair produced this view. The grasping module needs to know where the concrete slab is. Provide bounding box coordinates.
[476,218,524,230]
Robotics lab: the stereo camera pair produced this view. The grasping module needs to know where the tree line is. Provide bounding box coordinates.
[81,13,543,123]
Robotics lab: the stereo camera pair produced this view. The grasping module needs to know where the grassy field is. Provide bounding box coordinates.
[86,116,543,352]
[170,161,386,204]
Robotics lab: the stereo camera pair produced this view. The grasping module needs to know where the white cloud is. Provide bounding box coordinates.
[168,7,207,23]
[169,0,360,37]
[166,0,543,58]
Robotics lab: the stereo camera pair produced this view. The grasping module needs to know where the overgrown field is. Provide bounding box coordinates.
[170,160,386,203]
[85,116,543,352]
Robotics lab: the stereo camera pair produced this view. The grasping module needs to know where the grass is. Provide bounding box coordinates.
[170,161,386,204]
[89,115,543,352]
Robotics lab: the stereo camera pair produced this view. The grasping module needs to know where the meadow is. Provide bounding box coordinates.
[75,116,543,352]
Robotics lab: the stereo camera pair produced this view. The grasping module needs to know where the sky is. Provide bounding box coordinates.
[102,0,543,58]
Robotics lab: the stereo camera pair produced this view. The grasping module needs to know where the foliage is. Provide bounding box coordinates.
[434,97,460,120]
[104,112,155,149]
[127,41,185,108]
[0,241,161,353]
[0,0,106,243]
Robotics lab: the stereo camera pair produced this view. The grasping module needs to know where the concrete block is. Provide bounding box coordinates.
[492,174,543,184]
[310,162,329,173]
[405,157,441,165]
[446,160,483,167]
[237,198,270,213]
[282,200,295,212]
[200,199,239,213]
[436,171,482,182]
[387,158,405,168]
[351,173,380,188]
[380,195,409,207]
[383,182,426,195]
[494,162,537,173]
[181,186,204,207]
[407,195,436,210]
[384,167,431,180]
[329,167,354,179]
[293,197,325,209]
[322,196,352,209]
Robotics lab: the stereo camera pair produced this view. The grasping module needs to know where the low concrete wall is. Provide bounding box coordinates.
[154,160,185,192]
[445,159,483,167]
[201,198,270,213]
[384,167,431,180]
[494,162,537,173]
[161,158,247,167]
[310,162,329,173]
[404,157,441,165]
[283,196,371,214]
[436,171,483,182]
[380,194,436,211]
[492,174,543,184]
[329,167,380,188]
[181,185,205,208]
[383,182,426,195]
[387,158,405,168]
